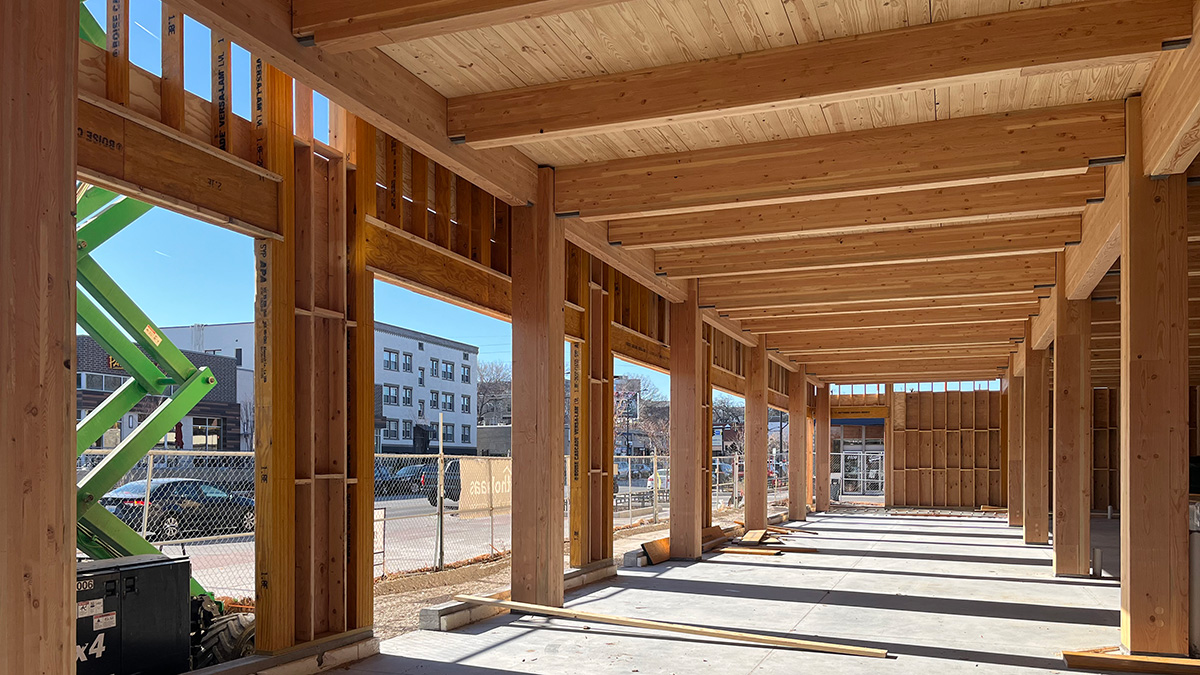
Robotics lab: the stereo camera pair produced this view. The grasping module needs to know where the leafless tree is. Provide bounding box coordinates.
[476,360,512,425]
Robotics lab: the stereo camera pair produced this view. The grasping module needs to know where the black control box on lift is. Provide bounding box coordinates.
[76,554,191,675]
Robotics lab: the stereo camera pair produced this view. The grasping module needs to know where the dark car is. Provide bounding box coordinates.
[101,478,255,542]
[393,463,429,495]
[418,460,461,506]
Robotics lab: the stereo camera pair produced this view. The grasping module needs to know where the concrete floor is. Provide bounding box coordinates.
[352,512,1122,674]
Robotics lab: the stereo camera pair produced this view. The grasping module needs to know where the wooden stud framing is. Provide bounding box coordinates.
[160,4,185,131]
[1119,96,1189,656]
[1023,324,1050,545]
[815,386,831,512]
[744,341,769,530]
[670,280,705,559]
[211,33,231,151]
[511,168,566,606]
[0,1,78,672]
[1053,252,1092,576]
[106,0,129,105]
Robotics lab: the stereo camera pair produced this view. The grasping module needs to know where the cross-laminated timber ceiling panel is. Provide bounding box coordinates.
[445,0,1188,148]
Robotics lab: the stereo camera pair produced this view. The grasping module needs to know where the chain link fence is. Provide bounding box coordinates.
[76,449,792,599]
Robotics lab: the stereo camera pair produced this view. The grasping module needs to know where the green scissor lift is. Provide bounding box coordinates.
[73,185,218,599]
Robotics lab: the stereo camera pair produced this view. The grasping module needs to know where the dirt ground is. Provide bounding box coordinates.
[371,513,745,640]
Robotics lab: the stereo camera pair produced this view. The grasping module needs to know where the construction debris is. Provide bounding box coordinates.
[641,538,671,565]
[453,595,887,658]
[715,547,781,556]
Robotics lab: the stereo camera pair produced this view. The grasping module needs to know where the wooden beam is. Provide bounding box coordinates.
[609,173,1103,249]
[511,167,565,607]
[448,0,1187,148]
[698,254,1057,311]
[814,386,831,511]
[1120,95,1189,655]
[655,217,1079,279]
[563,218,686,302]
[1030,292,1058,350]
[1141,0,1200,176]
[173,0,537,205]
[0,1,77,672]
[703,310,758,348]
[811,358,1008,378]
[160,4,185,131]
[772,322,1025,353]
[1023,322,1050,545]
[745,342,769,530]
[76,95,283,239]
[1065,163,1127,299]
[555,102,1126,221]
[1007,358,1025,528]
[788,367,810,521]
[740,301,1041,334]
[1052,252,1092,577]
[724,293,1047,322]
[669,280,704,559]
[294,0,623,52]
[786,345,1014,365]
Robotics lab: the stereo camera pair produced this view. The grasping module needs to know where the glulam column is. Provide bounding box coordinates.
[814,385,832,512]
[787,368,810,521]
[744,342,769,530]
[669,280,704,558]
[1053,253,1092,576]
[1007,361,1025,528]
[1023,325,1050,545]
[511,168,565,606]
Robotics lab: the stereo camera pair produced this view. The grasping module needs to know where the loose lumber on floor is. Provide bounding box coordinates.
[735,521,819,535]
[754,546,820,554]
[716,548,782,556]
[1062,646,1200,674]
[452,595,888,658]
[641,538,671,566]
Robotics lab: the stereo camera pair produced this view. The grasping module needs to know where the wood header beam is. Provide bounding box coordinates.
[173,0,537,205]
[293,0,623,52]
[1030,292,1058,350]
[563,218,686,302]
[740,301,1041,334]
[655,217,1079,279]
[722,293,1047,321]
[449,0,1186,149]
[609,173,1103,249]
[556,102,1126,221]
[771,322,1026,353]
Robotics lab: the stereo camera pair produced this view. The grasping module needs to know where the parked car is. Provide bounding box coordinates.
[101,478,254,541]
[418,459,461,506]
[646,468,669,491]
[393,463,429,494]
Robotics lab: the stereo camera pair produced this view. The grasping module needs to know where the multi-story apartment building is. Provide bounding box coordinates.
[161,321,479,454]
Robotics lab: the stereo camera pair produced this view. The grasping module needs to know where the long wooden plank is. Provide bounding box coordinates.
[0,2,77,673]
[1141,0,1200,176]
[1120,96,1189,655]
[453,595,887,658]
[699,254,1057,311]
[295,0,623,51]
[769,322,1026,353]
[76,96,283,239]
[669,279,705,559]
[610,173,1103,249]
[811,358,1009,378]
[448,0,1186,148]
[510,168,566,607]
[173,0,537,205]
[655,217,1079,279]
[555,102,1126,220]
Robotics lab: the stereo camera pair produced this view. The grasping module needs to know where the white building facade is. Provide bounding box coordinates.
[162,321,479,454]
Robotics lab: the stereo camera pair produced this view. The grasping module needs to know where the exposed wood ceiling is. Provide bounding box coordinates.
[276,0,1200,384]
